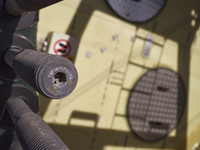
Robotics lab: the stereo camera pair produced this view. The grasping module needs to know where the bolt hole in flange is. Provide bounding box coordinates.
[53,72,67,87]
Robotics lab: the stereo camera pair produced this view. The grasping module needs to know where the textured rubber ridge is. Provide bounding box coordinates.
[15,112,69,150]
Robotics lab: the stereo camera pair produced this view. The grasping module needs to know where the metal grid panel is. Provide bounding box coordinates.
[107,0,166,22]
[127,68,185,141]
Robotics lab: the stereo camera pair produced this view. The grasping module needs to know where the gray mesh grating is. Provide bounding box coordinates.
[107,0,166,22]
[127,68,185,141]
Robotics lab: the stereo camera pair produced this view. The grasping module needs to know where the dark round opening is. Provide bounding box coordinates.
[53,72,67,87]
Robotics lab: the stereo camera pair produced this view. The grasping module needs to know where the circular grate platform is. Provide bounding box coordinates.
[106,0,166,22]
[127,68,185,141]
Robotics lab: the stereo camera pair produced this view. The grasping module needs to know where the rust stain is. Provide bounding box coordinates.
[50,85,58,93]
[68,80,74,87]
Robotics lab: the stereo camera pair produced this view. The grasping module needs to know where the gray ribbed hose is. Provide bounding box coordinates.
[7,97,70,150]
[5,0,62,16]
[4,48,78,99]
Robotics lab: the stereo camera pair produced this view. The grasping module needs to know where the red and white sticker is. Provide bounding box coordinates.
[54,39,71,57]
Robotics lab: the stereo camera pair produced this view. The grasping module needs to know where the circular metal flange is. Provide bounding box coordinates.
[106,0,167,22]
[0,0,38,30]
[35,55,78,99]
[127,68,185,141]
[0,36,34,81]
